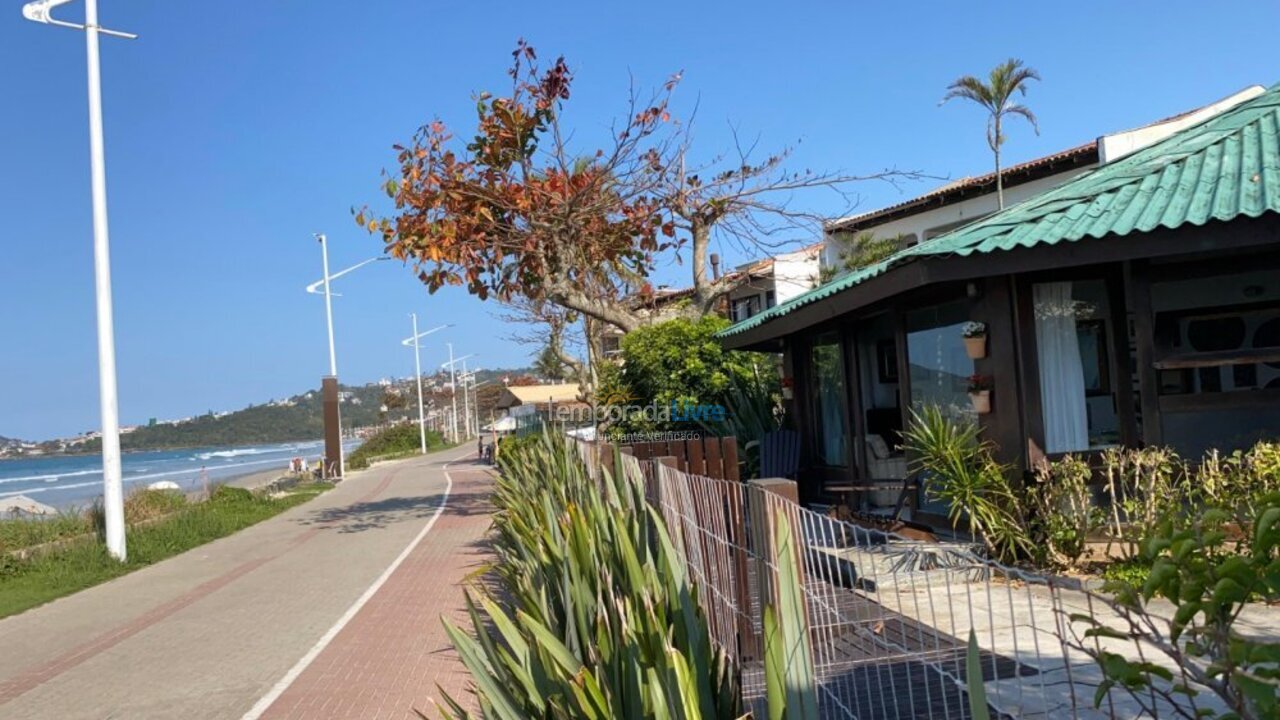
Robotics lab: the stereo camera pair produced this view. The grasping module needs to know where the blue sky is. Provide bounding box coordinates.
[2,0,1278,440]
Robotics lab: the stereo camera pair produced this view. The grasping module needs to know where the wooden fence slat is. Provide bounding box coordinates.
[686,439,705,477]
[703,438,723,480]
[722,436,740,482]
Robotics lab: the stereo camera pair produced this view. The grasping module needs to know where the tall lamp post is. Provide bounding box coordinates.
[305,234,383,479]
[402,316,449,454]
[23,0,136,561]
[441,349,474,443]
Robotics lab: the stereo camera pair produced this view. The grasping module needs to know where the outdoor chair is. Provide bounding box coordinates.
[758,429,801,480]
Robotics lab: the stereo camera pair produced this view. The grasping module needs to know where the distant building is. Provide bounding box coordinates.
[727,243,823,323]
[494,383,585,419]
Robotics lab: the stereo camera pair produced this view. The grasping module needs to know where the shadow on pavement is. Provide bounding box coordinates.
[298,495,444,533]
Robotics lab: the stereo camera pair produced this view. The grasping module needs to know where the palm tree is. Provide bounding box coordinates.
[942,59,1041,210]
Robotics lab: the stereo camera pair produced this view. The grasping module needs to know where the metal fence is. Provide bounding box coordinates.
[575,438,1209,720]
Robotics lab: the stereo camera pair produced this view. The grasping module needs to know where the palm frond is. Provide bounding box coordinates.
[1003,103,1040,135]
[941,76,996,110]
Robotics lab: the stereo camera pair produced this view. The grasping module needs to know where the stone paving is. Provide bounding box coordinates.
[0,445,493,720]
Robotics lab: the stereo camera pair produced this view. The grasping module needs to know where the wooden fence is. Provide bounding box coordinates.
[611,435,741,481]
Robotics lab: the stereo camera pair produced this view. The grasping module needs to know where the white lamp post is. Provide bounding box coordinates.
[23,0,136,561]
[441,350,474,443]
[402,316,450,454]
[305,235,384,477]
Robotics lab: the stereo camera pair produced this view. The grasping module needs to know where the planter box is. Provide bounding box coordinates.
[969,390,991,414]
[964,335,987,359]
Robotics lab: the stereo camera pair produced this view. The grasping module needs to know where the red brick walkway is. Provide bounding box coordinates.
[256,463,494,720]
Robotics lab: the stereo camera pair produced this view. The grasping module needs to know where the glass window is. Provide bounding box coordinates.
[810,332,848,467]
[905,301,975,516]
[906,301,975,422]
[1152,268,1280,396]
[1150,267,1280,454]
[1033,280,1119,453]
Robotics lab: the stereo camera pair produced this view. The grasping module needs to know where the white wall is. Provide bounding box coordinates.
[822,168,1095,268]
[1099,86,1264,163]
[728,246,821,320]
[773,251,821,304]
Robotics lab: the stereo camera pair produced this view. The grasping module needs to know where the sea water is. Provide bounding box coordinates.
[0,439,360,510]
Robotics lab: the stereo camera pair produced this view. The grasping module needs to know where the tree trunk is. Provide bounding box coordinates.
[994,117,1004,210]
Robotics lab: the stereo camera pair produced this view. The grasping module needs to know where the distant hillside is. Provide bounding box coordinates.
[59,368,538,453]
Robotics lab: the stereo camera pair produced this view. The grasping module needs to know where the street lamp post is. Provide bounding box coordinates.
[441,350,475,443]
[305,236,384,479]
[402,316,450,454]
[458,369,476,439]
[22,0,137,561]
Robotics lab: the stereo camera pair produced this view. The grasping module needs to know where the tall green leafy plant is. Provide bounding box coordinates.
[437,431,742,719]
[902,406,1029,562]
[763,513,818,720]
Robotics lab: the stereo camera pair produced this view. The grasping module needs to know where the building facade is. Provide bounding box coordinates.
[720,84,1280,523]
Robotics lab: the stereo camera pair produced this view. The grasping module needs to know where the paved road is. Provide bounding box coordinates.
[0,445,493,720]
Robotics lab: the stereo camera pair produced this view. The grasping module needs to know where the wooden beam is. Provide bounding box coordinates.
[1128,261,1163,446]
[1153,348,1280,370]
[1158,387,1280,413]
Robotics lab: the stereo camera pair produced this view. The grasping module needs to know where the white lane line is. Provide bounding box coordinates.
[240,453,468,720]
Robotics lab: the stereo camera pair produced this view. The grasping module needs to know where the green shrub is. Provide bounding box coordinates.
[598,316,777,435]
[1028,454,1099,570]
[209,485,254,503]
[347,424,447,470]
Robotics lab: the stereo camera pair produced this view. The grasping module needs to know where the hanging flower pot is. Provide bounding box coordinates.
[967,374,993,415]
[969,390,991,415]
[962,321,988,359]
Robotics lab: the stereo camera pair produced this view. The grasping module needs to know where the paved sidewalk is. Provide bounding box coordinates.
[257,459,495,719]
[0,445,493,720]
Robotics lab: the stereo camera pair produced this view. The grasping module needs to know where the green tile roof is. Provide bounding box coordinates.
[719,82,1280,340]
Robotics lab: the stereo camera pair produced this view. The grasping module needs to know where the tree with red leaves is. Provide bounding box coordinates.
[362,41,913,334]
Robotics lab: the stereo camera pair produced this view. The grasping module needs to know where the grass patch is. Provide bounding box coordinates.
[0,483,332,619]
[0,511,94,553]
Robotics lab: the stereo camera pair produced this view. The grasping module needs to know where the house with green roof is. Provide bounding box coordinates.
[719,82,1280,520]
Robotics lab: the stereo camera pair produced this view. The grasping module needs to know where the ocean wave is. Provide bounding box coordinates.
[0,469,101,486]
[194,448,271,461]
[0,456,289,499]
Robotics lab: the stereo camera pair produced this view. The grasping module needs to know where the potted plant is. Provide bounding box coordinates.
[962,321,988,359]
[967,374,993,414]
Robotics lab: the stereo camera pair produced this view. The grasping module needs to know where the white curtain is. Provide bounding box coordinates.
[1034,282,1089,453]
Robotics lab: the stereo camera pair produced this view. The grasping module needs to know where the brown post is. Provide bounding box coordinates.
[747,477,807,642]
[750,477,799,504]
[322,376,343,480]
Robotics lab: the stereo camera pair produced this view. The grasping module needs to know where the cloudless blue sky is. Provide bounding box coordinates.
[2,0,1277,440]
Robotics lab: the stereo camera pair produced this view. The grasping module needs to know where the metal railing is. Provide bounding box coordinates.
[574,437,1209,719]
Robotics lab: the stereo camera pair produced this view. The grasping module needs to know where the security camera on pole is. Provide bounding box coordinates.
[22,0,137,561]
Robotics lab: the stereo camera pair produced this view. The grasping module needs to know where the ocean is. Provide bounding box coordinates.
[0,439,360,510]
